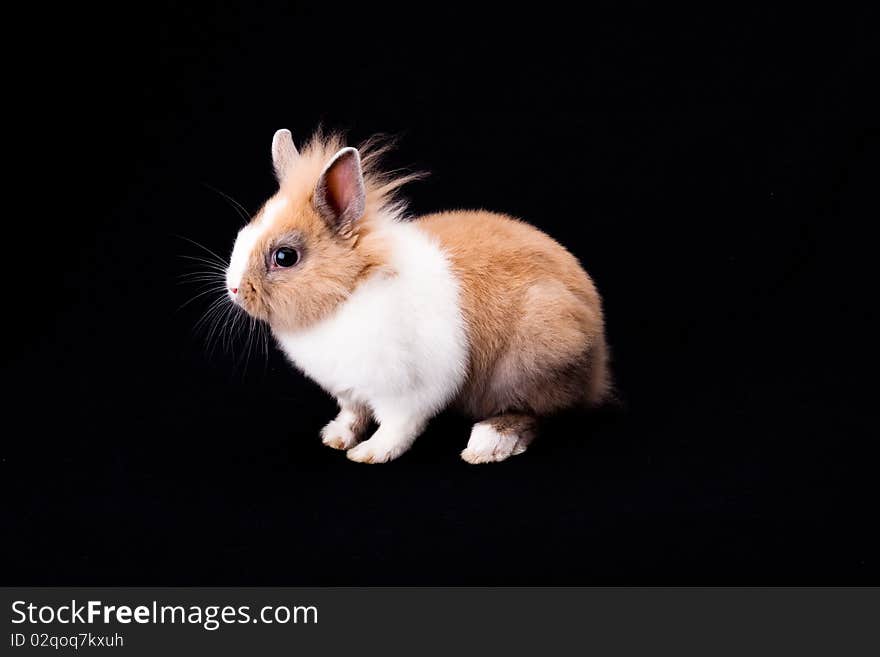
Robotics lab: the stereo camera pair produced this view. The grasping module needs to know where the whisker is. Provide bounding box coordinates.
[207,303,235,357]
[222,304,242,354]
[196,298,232,343]
[179,237,273,375]
[261,321,270,372]
[177,275,226,285]
[193,296,229,332]
[179,255,228,271]
[201,182,252,224]
[173,234,229,266]
[238,314,256,375]
[177,285,228,312]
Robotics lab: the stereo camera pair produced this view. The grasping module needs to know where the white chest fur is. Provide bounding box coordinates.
[273,221,468,421]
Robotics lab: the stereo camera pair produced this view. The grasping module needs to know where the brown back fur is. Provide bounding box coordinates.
[235,133,420,331]
[238,131,610,419]
[417,211,611,418]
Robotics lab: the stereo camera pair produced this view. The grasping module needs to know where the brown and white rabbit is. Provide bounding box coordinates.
[224,129,611,464]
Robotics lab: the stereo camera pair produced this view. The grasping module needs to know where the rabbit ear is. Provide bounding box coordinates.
[271,129,299,181]
[313,147,366,234]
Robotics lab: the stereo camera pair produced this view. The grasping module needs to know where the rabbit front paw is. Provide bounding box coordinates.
[346,437,406,464]
[321,419,360,450]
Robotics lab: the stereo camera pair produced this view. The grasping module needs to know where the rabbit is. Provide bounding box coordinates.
[224,129,611,464]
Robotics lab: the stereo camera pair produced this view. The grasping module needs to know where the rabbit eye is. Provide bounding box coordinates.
[272,247,300,268]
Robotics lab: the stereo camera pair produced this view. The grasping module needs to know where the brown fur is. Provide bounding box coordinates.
[232,130,611,461]
[346,403,372,439]
[235,133,421,332]
[417,211,611,419]
[321,402,372,450]
[487,412,538,440]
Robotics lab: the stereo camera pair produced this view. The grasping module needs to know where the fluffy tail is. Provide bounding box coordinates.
[585,335,615,407]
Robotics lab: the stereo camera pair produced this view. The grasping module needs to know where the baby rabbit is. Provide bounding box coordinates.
[225,129,611,464]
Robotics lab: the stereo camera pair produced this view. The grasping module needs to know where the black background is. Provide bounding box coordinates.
[4,4,875,583]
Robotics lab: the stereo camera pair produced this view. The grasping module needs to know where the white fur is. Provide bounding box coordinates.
[274,219,468,463]
[271,129,298,180]
[260,197,288,231]
[461,422,530,464]
[226,224,259,297]
[320,407,362,450]
[226,198,287,298]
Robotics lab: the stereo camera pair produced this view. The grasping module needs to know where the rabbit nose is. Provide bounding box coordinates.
[230,287,238,294]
